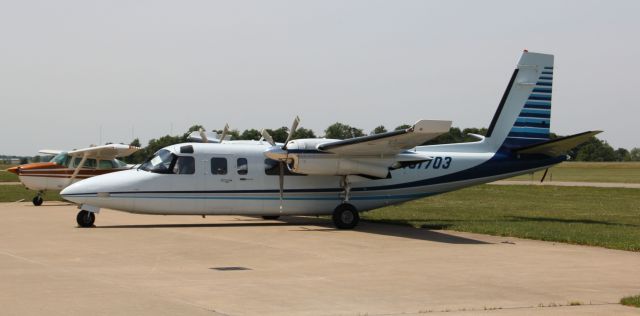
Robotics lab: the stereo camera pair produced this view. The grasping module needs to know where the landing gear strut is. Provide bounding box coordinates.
[32,192,44,206]
[332,203,359,229]
[341,176,351,202]
[76,210,95,228]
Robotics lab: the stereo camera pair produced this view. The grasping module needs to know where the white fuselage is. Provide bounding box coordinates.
[61,140,560,216]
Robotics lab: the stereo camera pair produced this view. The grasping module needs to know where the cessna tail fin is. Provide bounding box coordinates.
[484,51,555,150]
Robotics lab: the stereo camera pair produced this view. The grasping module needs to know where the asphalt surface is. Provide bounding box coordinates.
[1,202,639,315]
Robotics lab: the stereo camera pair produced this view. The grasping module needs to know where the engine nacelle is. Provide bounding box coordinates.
[291,157,390,179]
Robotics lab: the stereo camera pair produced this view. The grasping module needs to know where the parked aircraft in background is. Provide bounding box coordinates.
[7,144,139,205]
[61,51,600,229]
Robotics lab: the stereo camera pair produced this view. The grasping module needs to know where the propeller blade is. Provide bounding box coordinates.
[198,128,208,143]
[220,124,230,142]
[279,161,285,210]
[261,129,276,146]
[540,168,549,183]
[283,116,300,148]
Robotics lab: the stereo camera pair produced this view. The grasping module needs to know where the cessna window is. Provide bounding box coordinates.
[113,159,128,168]
[50,153,70,167]
[237,158,248,175]
[98,160,114,169]
[140,149,176,174]
[211,158,227,175]
[173,156,195,175]
[72,158,97,169]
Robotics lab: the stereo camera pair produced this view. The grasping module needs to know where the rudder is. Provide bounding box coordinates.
[485,51,554,150]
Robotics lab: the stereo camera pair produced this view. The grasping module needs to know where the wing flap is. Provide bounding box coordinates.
[68,144,140,160]
[317,120,451,156]
[516,131,602,157]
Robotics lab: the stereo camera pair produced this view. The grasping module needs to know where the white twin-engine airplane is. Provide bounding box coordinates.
[62,51,599,229]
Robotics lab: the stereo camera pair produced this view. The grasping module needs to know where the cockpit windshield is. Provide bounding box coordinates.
[50,153,70,167]
[140,149,176,174]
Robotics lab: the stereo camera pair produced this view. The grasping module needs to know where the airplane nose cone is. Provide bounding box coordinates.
[60,169,140,207]
[60,180,93,203]
[60,181,80,197]
[6,166,19,174]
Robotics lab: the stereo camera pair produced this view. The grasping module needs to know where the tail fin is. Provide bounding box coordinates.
[485,51,554,150]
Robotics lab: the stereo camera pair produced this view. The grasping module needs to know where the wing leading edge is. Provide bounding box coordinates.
[67,144,140,160]
[317,120,452,156]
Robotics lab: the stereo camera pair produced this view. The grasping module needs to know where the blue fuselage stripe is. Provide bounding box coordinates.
[532,88,552,93]
[529,94,552,101]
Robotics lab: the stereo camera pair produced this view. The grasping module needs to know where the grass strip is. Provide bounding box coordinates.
[362,185,640,251]
[621,295,640,308]
[0,184,63,202]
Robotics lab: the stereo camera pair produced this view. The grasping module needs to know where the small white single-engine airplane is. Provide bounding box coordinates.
[61,51,600,229]
[7,144,139,205]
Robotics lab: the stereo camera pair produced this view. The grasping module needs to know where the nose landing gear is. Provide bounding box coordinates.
[32,192,44,206]
[76,210,96,228]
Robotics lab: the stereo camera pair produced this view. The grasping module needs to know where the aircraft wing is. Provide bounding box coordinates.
[67,144,140,160]
[317,120,452,156]
[38,149,63,155]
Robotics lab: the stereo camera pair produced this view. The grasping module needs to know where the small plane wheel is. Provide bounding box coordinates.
[262,215,280,220]
[76,210,95,228]
[332,203,359,229]
[32,196,44,206]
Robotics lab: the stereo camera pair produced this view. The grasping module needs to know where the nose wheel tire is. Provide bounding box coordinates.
[332,203,359,229]
[76,210,95,228]
[32,196,44,206]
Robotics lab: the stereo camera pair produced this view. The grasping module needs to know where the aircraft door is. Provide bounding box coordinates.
[167,154,204,214]
[233,156,263,213]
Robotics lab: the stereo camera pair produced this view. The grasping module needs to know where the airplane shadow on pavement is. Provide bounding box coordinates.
[94,215,490,245]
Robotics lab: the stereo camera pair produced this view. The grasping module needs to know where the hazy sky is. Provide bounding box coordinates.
[1,0,638,155]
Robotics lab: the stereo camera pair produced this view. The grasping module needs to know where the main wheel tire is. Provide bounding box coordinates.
[32,196,43,206]
[332,203,359,229]
[76,210,95,228]
[262,215,280,220]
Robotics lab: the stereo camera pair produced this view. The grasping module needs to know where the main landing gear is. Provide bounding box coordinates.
[76,210,96,228]
[32,192,44,206]
[331,176,360,229]
[332,203,359,229]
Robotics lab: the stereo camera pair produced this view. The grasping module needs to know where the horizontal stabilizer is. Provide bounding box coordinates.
[515,131,602,157]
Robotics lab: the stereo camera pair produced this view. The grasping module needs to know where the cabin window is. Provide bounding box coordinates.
[211,158,227,175]
[173,156,195,174]
[113,159,128,168]
[98,160,114,169]
[237,158,248,175]
[72,157,97,168]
